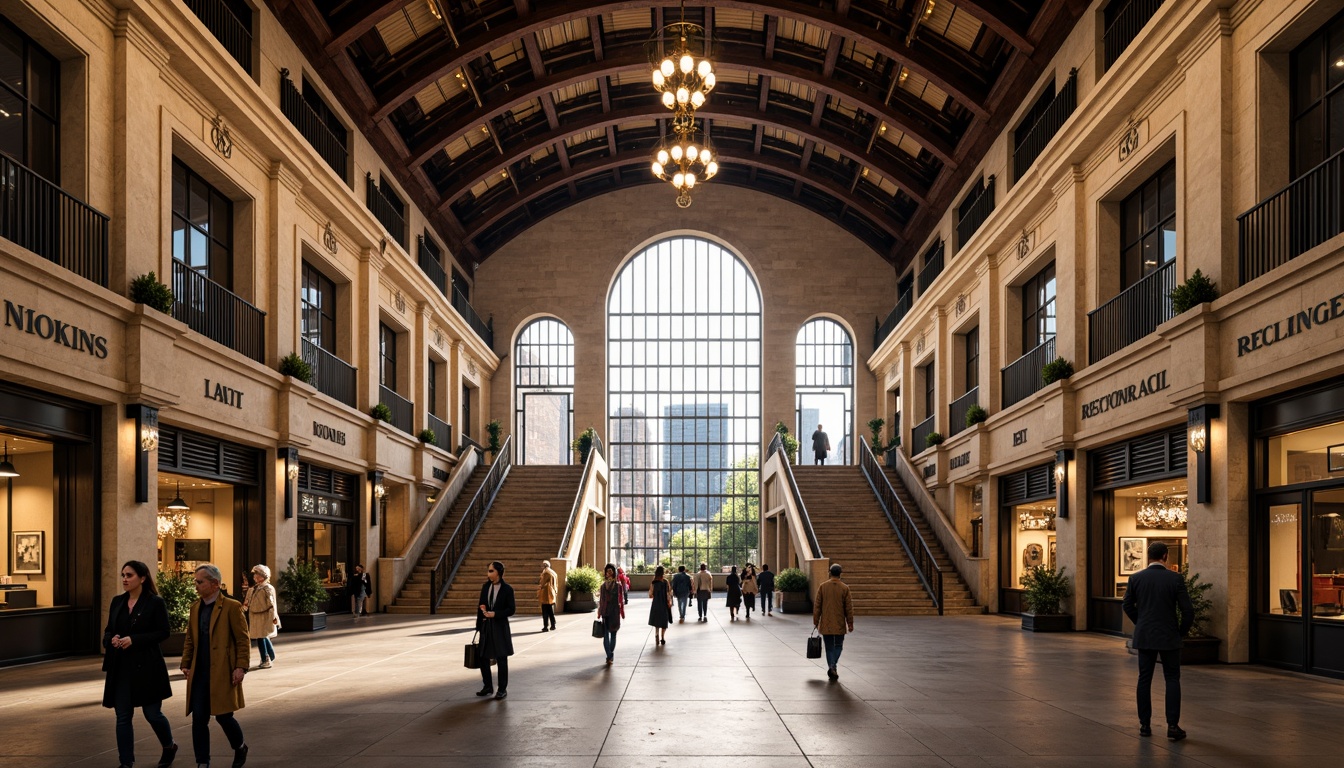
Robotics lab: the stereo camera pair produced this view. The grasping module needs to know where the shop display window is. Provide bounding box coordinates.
[156,472,236,592]
[1009,502,1057,587]
[1,435,55,609]
[1266,422,1344,487]
[1104,479,1188,598]
[297,519,352,589]
[1310,489,1344,621]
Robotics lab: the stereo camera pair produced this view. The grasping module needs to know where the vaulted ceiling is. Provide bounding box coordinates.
[271,0,1083,271]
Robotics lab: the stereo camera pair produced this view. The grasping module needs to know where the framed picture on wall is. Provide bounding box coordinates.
[1048,536,1057,570]
[1150,537,1186,571]
[1119,537,1146,575]
[1329,443,1344,473]
[13,531,44,574]
[174,539,211,562]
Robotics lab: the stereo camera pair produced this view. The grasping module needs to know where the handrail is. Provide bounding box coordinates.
[0,154,110,287]
[171,259,266,362]
[451,284,495,350]
[558,433,604,559]
[1237,148,1344,285]
[279,72,348,179]
[955,175,995,250]
[427,413,453,449]
[301,338,357,408]
[365,173,406,249]
[859,438,942,614]
[1103,0,1166,70]
[429,435,513,613]
[766,433,821,559]
[182,0,252,74]
[948,386,980,437]
[1087,259,1174,363]
[378,384,415,435]
[1001,336,1056,409]
[1012,69,1078,179]
[874,287,913,348]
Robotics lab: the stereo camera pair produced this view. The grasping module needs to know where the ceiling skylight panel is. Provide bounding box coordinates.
[536,18,589,51]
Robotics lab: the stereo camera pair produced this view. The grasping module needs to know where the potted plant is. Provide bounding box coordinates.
[371,403,393,423]
[774,421,800,464]
[129,272,175,314]
[1041,357,1074,385]
[1170,269,1218,314]
[419,428,437,446]
[275,557,328,632]
[924,431,944,448]
[1021,564,1072,632]
[157,570,195,656]
[1179,565,1220,664]
[486,419,502,460]
[776,567,810,613]
[564,565,600,613]
[278,352,313,383]
[572,426,597,463]
[965,404,988,428]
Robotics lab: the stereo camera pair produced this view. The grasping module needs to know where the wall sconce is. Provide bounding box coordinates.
[369,470,385,526]
[126,404,159,503]
[1055,449,1073,519]
[283,447,299,519]
[1188,404,1219,504]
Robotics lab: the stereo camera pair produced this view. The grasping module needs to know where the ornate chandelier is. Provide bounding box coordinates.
[1018,507,1056,531]
[157,507,190,539]
[647,0,720,206]
[651,127,719,209]
[1136,495,1187,529]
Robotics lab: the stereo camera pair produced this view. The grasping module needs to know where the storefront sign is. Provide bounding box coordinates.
[312,421,347,446]
[950,451,971,469]
[1081,370,1169,420]
[3,300,109,359]
[1236,292,1344,357]
[432,467,450,481]
[1013,429,1028,446]
[204,379,244,409]
[923,463,937,478]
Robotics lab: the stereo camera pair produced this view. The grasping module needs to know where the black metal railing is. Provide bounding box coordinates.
[766,433,822,559]
[948,387,980,437]
[171,260,265,362]
[430,436,512,613]
[1238,149,1344,286]
[859,439,943,614]
[365,174,406,249]
[417,237,449,296]
[1001,336,1056,409]
[301,338,357,408]
[1013,70,1078,179]
[956,176,996,251]
[917,242,945,295]
[378,384,415,435]
[280,74,348,179]
[0,155,109,287]
[1103,0,1165,70]
[182,0,252,73]
[452,285,494,350]
[874,287,913,348]
[558,433,604,559]
[1088,259,1174,363]
[911,415,937,453]
[427,413,453,449]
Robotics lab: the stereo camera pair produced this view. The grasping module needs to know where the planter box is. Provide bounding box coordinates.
[1124,636,1222,664]
[779,591,811,614]
[564,592,596,613]
[1021,612,1072,632]
[160,632,186,657]
[278,612,327,632]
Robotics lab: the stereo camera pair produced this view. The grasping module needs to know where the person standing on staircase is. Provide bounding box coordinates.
[537,560,558,632]
[813,563,854,681]
[812,425,831,465]
[758,564,776,616]
[670,565,693,623]
[693,563,714,622]
[475,561,515,699]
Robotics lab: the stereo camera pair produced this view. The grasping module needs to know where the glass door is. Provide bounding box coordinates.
[1256,494,1304,669]
[522,392,572,465]
[796,392,849,464]
[1310,488,1344,675]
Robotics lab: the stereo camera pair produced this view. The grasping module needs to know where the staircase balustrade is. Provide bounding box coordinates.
[858,439,943,614]
[766,433,822,559]
[558,434,605,561]
[384,446,481,609]
[429,435,512,613]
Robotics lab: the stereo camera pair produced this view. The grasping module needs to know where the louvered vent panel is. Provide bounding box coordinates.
[1091,443,1129,487]
[332,472,356,499]
[157,429,178,471]
[1170,431,1188,473]
[1025,464,1053,500]
[221,444,258,485]
[1128,433,1168,479]
[179,432,221,476]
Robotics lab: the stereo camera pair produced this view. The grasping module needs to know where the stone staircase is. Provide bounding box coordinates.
[386,465,490,614]
[792,465,980,616]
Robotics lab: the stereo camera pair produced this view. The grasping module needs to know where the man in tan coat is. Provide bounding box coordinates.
[538,560,558,631]
[813,563,854,680]
[181,563,250,767]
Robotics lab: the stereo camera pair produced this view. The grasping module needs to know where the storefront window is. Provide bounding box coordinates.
[1266,503,1302,615]
[297,518,352,588]
[1311,489,1344,621]
[1106,479,1188,599]
[1009,501,1057,587]
[156,472,236,589]
[1266,423,1344,487]
[1,435,55,608]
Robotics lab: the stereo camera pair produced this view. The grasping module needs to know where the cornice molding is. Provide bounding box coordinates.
[113,9,169,72]
[270,161,305,196]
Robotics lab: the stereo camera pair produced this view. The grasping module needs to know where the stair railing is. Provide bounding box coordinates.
[429,435,513,613]
[859,438,943,614]
[767,433,822,559]
[382,445,482,606]
[889,435,984,607]
[558,433,605,561]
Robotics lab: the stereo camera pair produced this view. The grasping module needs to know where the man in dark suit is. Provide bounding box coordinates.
[476,561,515,699]
[1122,541,1193,741]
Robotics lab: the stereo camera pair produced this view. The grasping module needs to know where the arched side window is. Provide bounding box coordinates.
[796,318,854,464]
[514,317,575,464]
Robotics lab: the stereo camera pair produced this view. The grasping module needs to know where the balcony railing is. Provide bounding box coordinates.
[917,242,945,295]
[1013,70,1078,179]
[956,176,995,251]
[301,338,357,409]
[280,74,347,179]
[1238,149,1344,286]
[182,0,252,74]
[948,387,980,437]
[171,260,265,362]
[417,237,448,296]
[0,155,109,287]
[1088,259,1174,364]
[874,287,913,348]
[1103,0,1165,70]
[427,413,453,449]
[911,415,937,454]
[378,385,414,435]
[365,174,406,249]
[452,285,494,350]
[1001,336,1056,409]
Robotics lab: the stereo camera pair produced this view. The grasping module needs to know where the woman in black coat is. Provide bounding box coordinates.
[102,560,178,768]
[725,565,743,621]
[475,560,515,699]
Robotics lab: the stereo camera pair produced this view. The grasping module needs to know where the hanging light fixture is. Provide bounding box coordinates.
[0,441,17,478]
[647,0,716,134]
[651,125,720,208]
[1136,495,1187,529]
[166,481,190,511]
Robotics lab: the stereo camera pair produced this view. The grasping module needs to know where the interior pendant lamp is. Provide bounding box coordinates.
[166,481,190,511]
[647,0,716,134]
[0,441,17,478]
[651,124,719,209]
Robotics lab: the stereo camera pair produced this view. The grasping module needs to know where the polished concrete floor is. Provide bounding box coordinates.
[3,597,1343,767]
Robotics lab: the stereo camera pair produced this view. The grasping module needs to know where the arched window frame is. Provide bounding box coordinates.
[513,316,575,465]
[795,317,856,464]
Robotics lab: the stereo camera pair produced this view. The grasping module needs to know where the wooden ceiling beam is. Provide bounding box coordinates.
[947,0,1036,54]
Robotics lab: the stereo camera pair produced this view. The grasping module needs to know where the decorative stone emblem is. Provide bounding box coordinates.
[379,237,388,255]
[210,116,233,159]
[1119,120,1141,162]
[1016,229,1033,260]
[955,295,966,316]
[322,222,338,255]
[433,328,445,348]
[466,358,478,377]
[394,291,406,313]
[916,334,925,355]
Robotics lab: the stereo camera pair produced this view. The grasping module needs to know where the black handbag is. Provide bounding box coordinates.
[806,630,822,659]
[464,630,482,669]
[592,619,605,638]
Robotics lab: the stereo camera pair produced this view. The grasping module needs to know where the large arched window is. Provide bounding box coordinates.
[796,318,854,464]
[514,317,575,464]
[608,237,762,571]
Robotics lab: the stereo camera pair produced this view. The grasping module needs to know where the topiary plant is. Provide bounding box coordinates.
[1041,357,1075,385]
[774,421,800,463]
[275,557,328,614]
[279,352,313,383]
[371,403,392,423]
[965,404,988,427]
[129,272,175,313]
[1170,269,1219,314]
[419,428,437,445]
[157,570,196,633]
[775,567,809,593]
[1179,564,1215,638]
[572,426,597,462]
[565,565,601,595]
[925,431,944,447]
[486,419,502,458]
[1021,564,1071,615]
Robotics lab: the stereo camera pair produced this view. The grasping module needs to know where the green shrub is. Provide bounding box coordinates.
[1170,269,1219,314]
[925,431,944,447]
[129,272,175,313]
[371,403,392,423]
[565,565,601,594]
[572,426,597,462]
[1180,564,1215,638]
[419,428,437,445]
[486,419,502,458]
[1041,357,1075,385]
[965,404,988,427]
[774,421,800,463]
[275,557,328,613]
[278,352,312,383]
[775,567,809,593]
[157,570,196,633]
[1021,564,1071,615]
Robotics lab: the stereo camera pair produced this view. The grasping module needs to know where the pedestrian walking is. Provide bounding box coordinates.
[742,564,758,620]
[758,564,776,616]
[725,565,742,621]
[693,563,713,622]
[617,566,631,605]
[181,563,250,768]
[670,565,693,623]
[102,560,178,768]
[811,424,831,465]
[475,561,515,699]
[537,560,559,631]
[346,564,371,618]
[243,565,278,669]
[648,566,673,645]
[813,563,854,680]
[598,564,625,664]
[1122,541,1194,741]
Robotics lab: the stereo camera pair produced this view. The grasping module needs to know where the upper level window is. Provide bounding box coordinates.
[1022,262,1057,352]
[1119,160,1176,289]
[964,327,980,393]
[796,318,855,464]
[515,317,576,465]
[0,16,59,181]
[379,322,398,391]
[171,158,232,289]
[301,262,335,352]
[922,361,937,420]
[1291,12,1344,175]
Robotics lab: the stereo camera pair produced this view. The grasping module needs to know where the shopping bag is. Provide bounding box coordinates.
[592,619,605,638]
[464,630,482,669]
[806,631,822,659]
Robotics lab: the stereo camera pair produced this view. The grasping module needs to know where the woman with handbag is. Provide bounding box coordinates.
[102,560,178,768]
[725,565,743,621]
[598,563,624,664]
[647,566,673,645]
[475,561,515,699]
[742,564,758,620]
[243,564,280,669]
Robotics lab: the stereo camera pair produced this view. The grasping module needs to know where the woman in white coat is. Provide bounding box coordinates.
[243,564,280,668]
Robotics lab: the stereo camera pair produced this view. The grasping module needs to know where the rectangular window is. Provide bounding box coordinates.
[171,158,233,289]
[301,262,336,351]
[0,15,60,181]
[428,359,439,418]
[461,384,472,439]
[1119,160,1176,289]
[1290,11,1344,176]
[379,323,397,391]
[1021,262,1057,352]
[964,327,979,393]
[923,361,936,420]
